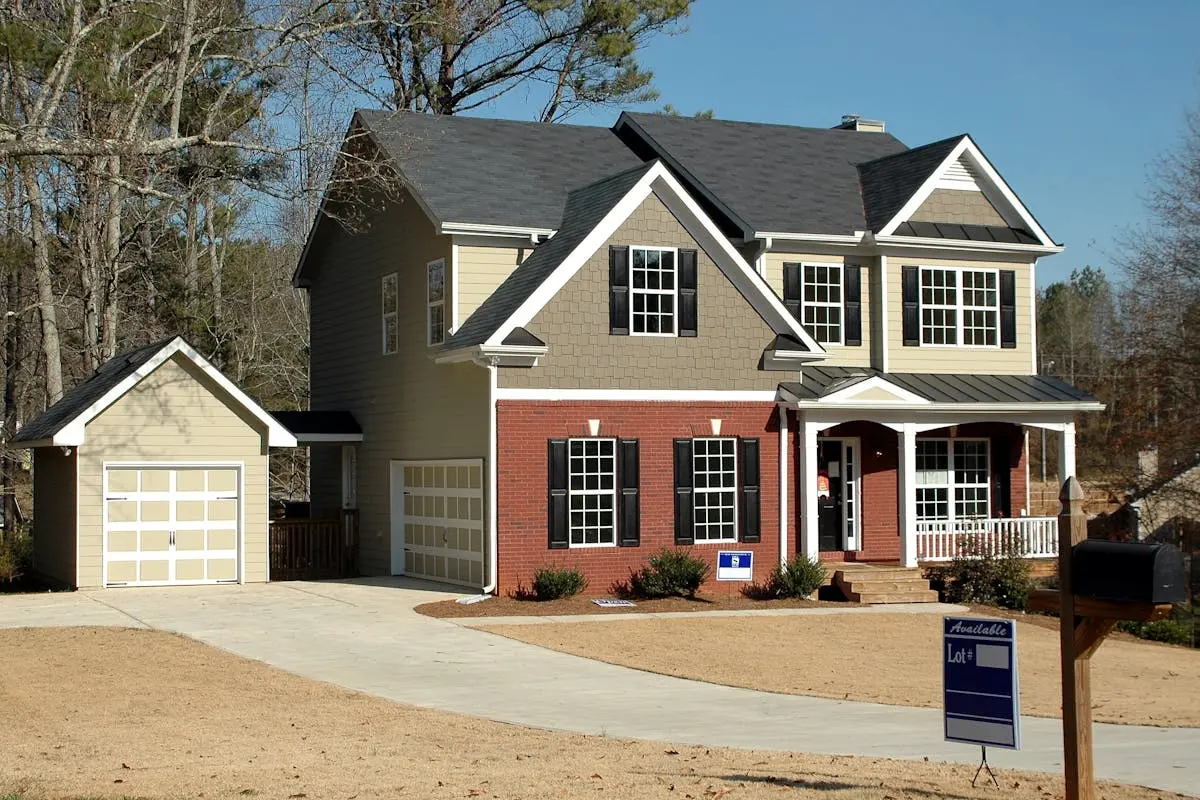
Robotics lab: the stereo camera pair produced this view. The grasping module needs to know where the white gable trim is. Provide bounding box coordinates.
[817,375,930,406]
[486,161,825,356]
[50,337,297,448]
[877,137,1055,248]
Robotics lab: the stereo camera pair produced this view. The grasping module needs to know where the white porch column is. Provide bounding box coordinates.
[777,405,789,566]
[897,423,919,568]
[798,415,820,561]
[1059,421,1077,482]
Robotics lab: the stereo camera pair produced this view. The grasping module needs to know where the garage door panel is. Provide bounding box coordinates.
[140,530,171,552]
[139,560,169,582]
[208,500,236,521]
[108,531,138,553]
[207,559,236,580]
[108,470,139,493]
[208,529,237,551]
[108,501,138,523]
[176,470,206,492]
[176,501,205,522]
[141,470,170,492]
[175,559,206,581]
[107,560,137,583]
[140,501,170,522]
[208,470,237,492]
[175,530,205,551]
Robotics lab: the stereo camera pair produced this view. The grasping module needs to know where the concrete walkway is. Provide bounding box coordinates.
[1,579,1196,795]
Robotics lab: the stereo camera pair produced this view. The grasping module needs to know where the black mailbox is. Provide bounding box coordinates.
[1072,540,1187,604]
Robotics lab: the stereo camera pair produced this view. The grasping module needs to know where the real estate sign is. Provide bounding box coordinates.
[943,616,1021,750]
[716,551,753,581]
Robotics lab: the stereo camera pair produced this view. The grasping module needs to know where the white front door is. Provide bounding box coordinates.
[104,465,241,586]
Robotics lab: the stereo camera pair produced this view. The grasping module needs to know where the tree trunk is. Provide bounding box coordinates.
[101,156,123,361]
[206,190,223,330]
[20,165,65,405]
[184,193,200,313]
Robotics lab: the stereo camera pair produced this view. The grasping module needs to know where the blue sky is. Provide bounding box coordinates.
[483,0,1200,288]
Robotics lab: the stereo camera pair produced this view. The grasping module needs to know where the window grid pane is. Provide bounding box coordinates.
[961,270,998,346]
[801,264,843,344]
[567,439,616,547]
[915,438,991,523]
[920,267,999,347]
[630,247,676,335]
[428,261,445,345]
[920,268,957,345]
[693,438,737,542]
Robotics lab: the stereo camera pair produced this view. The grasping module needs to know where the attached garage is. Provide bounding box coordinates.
[15,337,296,589]
[390,459,485,587]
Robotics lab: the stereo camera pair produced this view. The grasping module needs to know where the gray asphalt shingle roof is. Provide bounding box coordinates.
[357,110,643,230]
[781,366,1098,404]
[857,135,965,233]
[14,338,173,444]
[443,161,657,350]
[614,112,910,236]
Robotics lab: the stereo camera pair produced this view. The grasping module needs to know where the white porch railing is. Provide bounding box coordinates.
[917,517,1059,562]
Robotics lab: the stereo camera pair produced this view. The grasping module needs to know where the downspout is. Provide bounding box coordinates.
[482,360,499,594]
[778,404,789,565]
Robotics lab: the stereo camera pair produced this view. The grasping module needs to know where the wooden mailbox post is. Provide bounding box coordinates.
[1028,477,1181,800]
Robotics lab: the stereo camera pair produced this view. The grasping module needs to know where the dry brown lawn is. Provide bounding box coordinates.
[482,613,1200,727]
[0,627,1189,800]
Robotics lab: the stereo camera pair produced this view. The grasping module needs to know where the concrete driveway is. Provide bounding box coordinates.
[1,578,1196,795]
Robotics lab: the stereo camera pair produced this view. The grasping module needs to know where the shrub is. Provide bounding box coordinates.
[0,533,33,583]
[628,549,710,599]
[529,565,587,601]
[926,538,1032,611]
[767,555,827,599]
[1117,606,1195,647]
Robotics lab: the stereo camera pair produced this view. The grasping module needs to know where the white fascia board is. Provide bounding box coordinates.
[495,388,779,402]
[873,234,1063,256]
[818,375,930,405]
[54,338,298,448]
[877,136,1057,248]
[753,231,865,246]
[434,344,548,365]
[788,400,1105,414]
[441,221,555,238]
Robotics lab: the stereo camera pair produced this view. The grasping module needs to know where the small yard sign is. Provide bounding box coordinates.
[943,616,1021,750]
[593,598,636,608]
[716,551,753,581]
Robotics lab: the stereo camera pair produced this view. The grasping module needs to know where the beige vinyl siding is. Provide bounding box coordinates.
[910,188,1007,227]
[500,191,785,391]
[763,252,873,368]
[74,355,270,589]
[31,448,77,587]
[457,244,526,327]
[886,256,1034,374]
[308,187,489,577]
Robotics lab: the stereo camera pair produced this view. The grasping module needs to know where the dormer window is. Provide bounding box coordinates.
[783,261,862,347]
[630,247,676,335]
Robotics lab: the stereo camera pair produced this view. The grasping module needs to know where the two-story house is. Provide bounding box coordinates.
[294,111,1101,596]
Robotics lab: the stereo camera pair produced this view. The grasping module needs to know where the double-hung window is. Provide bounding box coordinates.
[919,267,998,347]
[630,247,676,335]
[381,273,398,354]
[567,438,616,547]
[692,438,737,542]
[802,263,843,344]
[915,439,990,523]
[427,258,445,346]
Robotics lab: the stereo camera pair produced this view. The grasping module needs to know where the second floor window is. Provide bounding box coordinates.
[630,247,676,335]
[803,263,843,344]
[381,273,398,354]
[427,259,445,346]
[920,267,998,347]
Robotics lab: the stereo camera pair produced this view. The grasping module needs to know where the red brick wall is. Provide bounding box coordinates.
[497,401,784,595]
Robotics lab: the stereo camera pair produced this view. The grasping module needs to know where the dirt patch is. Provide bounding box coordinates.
[482,612,1200,727]
[0,627,1187,800]
[417,592,850,618]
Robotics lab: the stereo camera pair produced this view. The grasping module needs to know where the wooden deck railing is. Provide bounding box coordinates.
[269,510,359,581]
[917,516,1059,562]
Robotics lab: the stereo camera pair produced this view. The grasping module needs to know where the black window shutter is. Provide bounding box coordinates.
[609,246,629,335]
[738,438,761,543]
[673,439,694,545]
[547,439,569,549]
[678,249,698,337]
[999,270,1017,349]
[902,265,920,346]
[843,265,862,346]
[990,437,1011,518]
[783,263,801,320]
[618,439,640,547]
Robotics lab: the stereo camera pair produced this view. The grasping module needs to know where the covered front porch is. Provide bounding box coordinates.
[776,369,1103,568]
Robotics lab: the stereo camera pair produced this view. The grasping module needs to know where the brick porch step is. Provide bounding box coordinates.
[832,566,938,604]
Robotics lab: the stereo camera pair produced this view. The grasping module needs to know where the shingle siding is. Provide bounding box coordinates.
[910,188,1008,227]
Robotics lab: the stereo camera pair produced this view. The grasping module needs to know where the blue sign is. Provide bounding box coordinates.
[716,551,753,581]
[943,616,1021,750]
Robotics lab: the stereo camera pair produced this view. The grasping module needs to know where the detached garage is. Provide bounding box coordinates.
[14,337,296,589]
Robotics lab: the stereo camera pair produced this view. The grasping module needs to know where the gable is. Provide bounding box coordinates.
[909,188,1007,228]
[843,386,913,403]
[497,191,783,391]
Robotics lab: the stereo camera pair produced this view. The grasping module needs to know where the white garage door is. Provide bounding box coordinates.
[104,466,241,586]
[390,459,484,587]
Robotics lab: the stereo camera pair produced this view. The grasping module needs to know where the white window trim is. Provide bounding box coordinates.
[381,272,398,355]
[567,437,618,549]
[629,245,679,338]
[800,261,845,347]
[692,436,738,543]
[917,266,1001,350]
[915,438,991,525]
[427,258,446,347]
